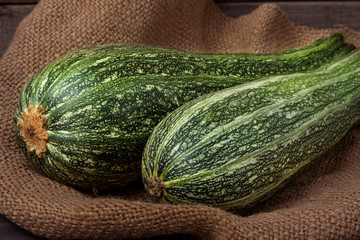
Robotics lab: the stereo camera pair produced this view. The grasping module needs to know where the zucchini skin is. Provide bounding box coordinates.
[142,48,360,210]
[13,33,354,190]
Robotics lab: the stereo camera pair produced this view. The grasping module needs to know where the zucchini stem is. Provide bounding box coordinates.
[147,176,165,200]
[17,104,48,158]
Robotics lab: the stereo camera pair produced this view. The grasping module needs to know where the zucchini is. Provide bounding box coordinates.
[14,33,354,190]
[142,48,360,210]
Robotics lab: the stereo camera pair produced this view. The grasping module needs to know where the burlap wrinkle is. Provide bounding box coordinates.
[1,0,360,239]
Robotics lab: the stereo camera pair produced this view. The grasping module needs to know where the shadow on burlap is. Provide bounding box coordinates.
[1,0,360,239]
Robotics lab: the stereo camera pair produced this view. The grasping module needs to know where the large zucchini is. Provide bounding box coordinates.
[142,48,360,210]
[14,33,354,190]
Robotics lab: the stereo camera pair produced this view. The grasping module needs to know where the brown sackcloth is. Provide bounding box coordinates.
[1,0,360,239]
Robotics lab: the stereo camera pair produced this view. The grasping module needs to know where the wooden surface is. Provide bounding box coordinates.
[2,1,360,58]
[1,1,360,239]
[217,1,360,30]
[0,4,34,57]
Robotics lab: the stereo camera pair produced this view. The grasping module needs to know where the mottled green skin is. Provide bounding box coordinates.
[142,48,360,210]
[14,33,354,190]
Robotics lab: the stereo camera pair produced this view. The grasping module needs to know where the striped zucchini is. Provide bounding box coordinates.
[142,48,360,210]
[14,33,354,190]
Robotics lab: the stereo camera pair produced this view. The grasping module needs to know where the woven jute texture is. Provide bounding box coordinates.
[1,0,360,239]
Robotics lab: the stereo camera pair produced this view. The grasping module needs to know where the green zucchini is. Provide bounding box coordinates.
[14,33,354,190]
[142,48,360,210]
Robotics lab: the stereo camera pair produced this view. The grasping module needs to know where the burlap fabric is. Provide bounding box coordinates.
[1,0,360,239]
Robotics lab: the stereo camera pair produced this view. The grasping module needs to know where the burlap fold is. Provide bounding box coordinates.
[1,0,360,239]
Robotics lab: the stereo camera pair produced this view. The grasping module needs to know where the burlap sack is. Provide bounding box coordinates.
[1,0,360,239]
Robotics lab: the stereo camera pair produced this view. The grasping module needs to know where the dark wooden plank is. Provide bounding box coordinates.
[1,2,360,58]
[0,0,38,4]
[214,0,343,2]
[0,4,35,57]
[217,1,360,31]
[1,214,197,240]
[0,215,42,240]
